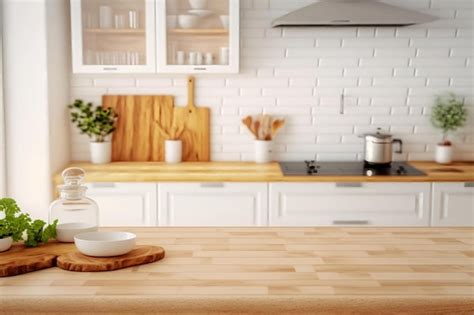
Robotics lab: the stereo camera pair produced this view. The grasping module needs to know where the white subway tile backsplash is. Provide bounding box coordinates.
[70,0,474,162]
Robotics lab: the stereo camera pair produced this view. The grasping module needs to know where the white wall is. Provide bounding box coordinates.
[70,0,472,162]
[3,0,70,218]
[0,1,6,197]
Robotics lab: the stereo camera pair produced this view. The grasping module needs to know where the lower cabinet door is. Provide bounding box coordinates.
[269,182,431,226]
[158,183,268,226]
[432,182,474,226]
[85,182,157,227]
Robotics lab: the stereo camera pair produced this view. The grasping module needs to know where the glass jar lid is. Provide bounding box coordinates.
[59,167,87,199]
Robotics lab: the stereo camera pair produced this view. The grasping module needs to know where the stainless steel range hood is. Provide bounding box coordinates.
[272,0,437,27]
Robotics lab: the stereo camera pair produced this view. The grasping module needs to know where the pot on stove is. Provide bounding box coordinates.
[361,128,403,165]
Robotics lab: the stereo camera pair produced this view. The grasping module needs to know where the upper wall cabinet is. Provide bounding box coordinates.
[70,0,239,74]
[71,0,156,73]
[156,0,239,73]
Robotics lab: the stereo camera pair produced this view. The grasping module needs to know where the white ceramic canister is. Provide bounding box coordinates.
[196,52,203,65]
[188,52,197,65]
[176,51,185,65]
[205,52,213,65]
[435,144,453,164]
[165,140,182,164]
[99,6,113,29]
[90,141,112,164]
[255,140,272,164]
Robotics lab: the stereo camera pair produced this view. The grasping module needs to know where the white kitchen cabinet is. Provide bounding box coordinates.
[156,0,240,73]
[86,182,157,226]
[269,182,431,226]
[432,182,474,226]
[71,0,156,73]
[70,0,239,74]
[158,183,267,226]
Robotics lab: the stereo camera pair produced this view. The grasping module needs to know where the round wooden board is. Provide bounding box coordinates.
[56,245,165,272]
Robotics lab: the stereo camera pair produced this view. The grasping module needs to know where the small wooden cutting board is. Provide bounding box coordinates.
[57,246,165,272]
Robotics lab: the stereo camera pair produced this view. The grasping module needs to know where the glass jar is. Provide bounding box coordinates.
[50,167,99,242]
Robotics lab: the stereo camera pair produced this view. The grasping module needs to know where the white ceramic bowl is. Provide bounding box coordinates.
[188,9,212,17]
[56,222,98,243]
[178,14,200,29]
[74,231,136,257]
[220,15,229,28]
[189,0,208,9]
[0,237,12,252]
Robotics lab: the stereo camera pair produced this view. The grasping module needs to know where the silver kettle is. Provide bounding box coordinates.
[361,128,403,165]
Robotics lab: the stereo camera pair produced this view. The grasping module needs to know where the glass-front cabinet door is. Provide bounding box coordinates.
[156,0,239,73]
[71,0,156,73]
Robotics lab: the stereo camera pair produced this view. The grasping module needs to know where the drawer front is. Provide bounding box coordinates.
[269,183,431,226]
[86,183,157,227]
[158,183,268,226]
[432,183,474,227]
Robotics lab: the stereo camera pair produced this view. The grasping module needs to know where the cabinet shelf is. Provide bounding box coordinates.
[84,28,146,35]
[168,29,229,36]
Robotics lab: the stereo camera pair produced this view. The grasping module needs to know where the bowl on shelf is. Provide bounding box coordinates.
[74,231,136,257]
[56,222,98,243]
[188,9,213,18]
[178,14,200,29]
[219,15,229,28]
[189,0,208,9]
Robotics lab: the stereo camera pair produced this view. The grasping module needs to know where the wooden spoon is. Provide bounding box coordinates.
[271,119,285,137]
[242,116,256,137]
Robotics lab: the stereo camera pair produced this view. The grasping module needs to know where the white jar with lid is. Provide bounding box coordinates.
[49,168,99,242]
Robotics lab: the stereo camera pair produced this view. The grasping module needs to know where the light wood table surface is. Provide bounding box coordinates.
[53,161,474,184]
[1,227,473,314]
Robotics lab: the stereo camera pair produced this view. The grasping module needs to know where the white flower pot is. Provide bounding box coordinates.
[165,140,182,164]
[435,144,453,164]
[90,141,112,164]
[0,237,13,252]
[255,140,272,164]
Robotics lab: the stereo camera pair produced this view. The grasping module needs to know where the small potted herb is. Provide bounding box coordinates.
[0,198,58,252]
[69,100,118,164]
[430,93,468,164]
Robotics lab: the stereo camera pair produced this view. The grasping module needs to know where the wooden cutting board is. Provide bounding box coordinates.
[102,95,174,161]
[0,242,75,277]
[0,243,165,276]
[57,246,165,272]
[173,76,210,161]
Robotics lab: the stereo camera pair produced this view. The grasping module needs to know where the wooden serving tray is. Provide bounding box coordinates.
[0,242,165,277]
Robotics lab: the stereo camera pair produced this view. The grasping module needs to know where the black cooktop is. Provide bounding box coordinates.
[279,161,426,177]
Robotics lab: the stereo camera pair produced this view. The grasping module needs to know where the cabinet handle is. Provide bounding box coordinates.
[464,182,474,188]
[335,182,363,188]
[333,220,369,225]
[103,67,118,71]
[91,183,116,188]
[200,182,224,188]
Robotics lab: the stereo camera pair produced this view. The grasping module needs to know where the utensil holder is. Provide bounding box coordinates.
[255,140,272,164]
[165,140,182,164]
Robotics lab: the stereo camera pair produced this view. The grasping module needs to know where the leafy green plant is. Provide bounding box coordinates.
[431,93,468,145]
[0,198,58,247]
[69,100,118,143]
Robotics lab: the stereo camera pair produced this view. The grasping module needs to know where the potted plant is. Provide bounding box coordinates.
[0,198,58,252]
[430,93,468,164]
[69,100,118,164]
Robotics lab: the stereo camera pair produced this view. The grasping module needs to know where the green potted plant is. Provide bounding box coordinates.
[69,100,118,164]
[0,198,58,252]
[431,93,468,164]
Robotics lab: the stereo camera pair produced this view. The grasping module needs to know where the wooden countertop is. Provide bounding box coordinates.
[53,161,474,184]
[1,227,473,314]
